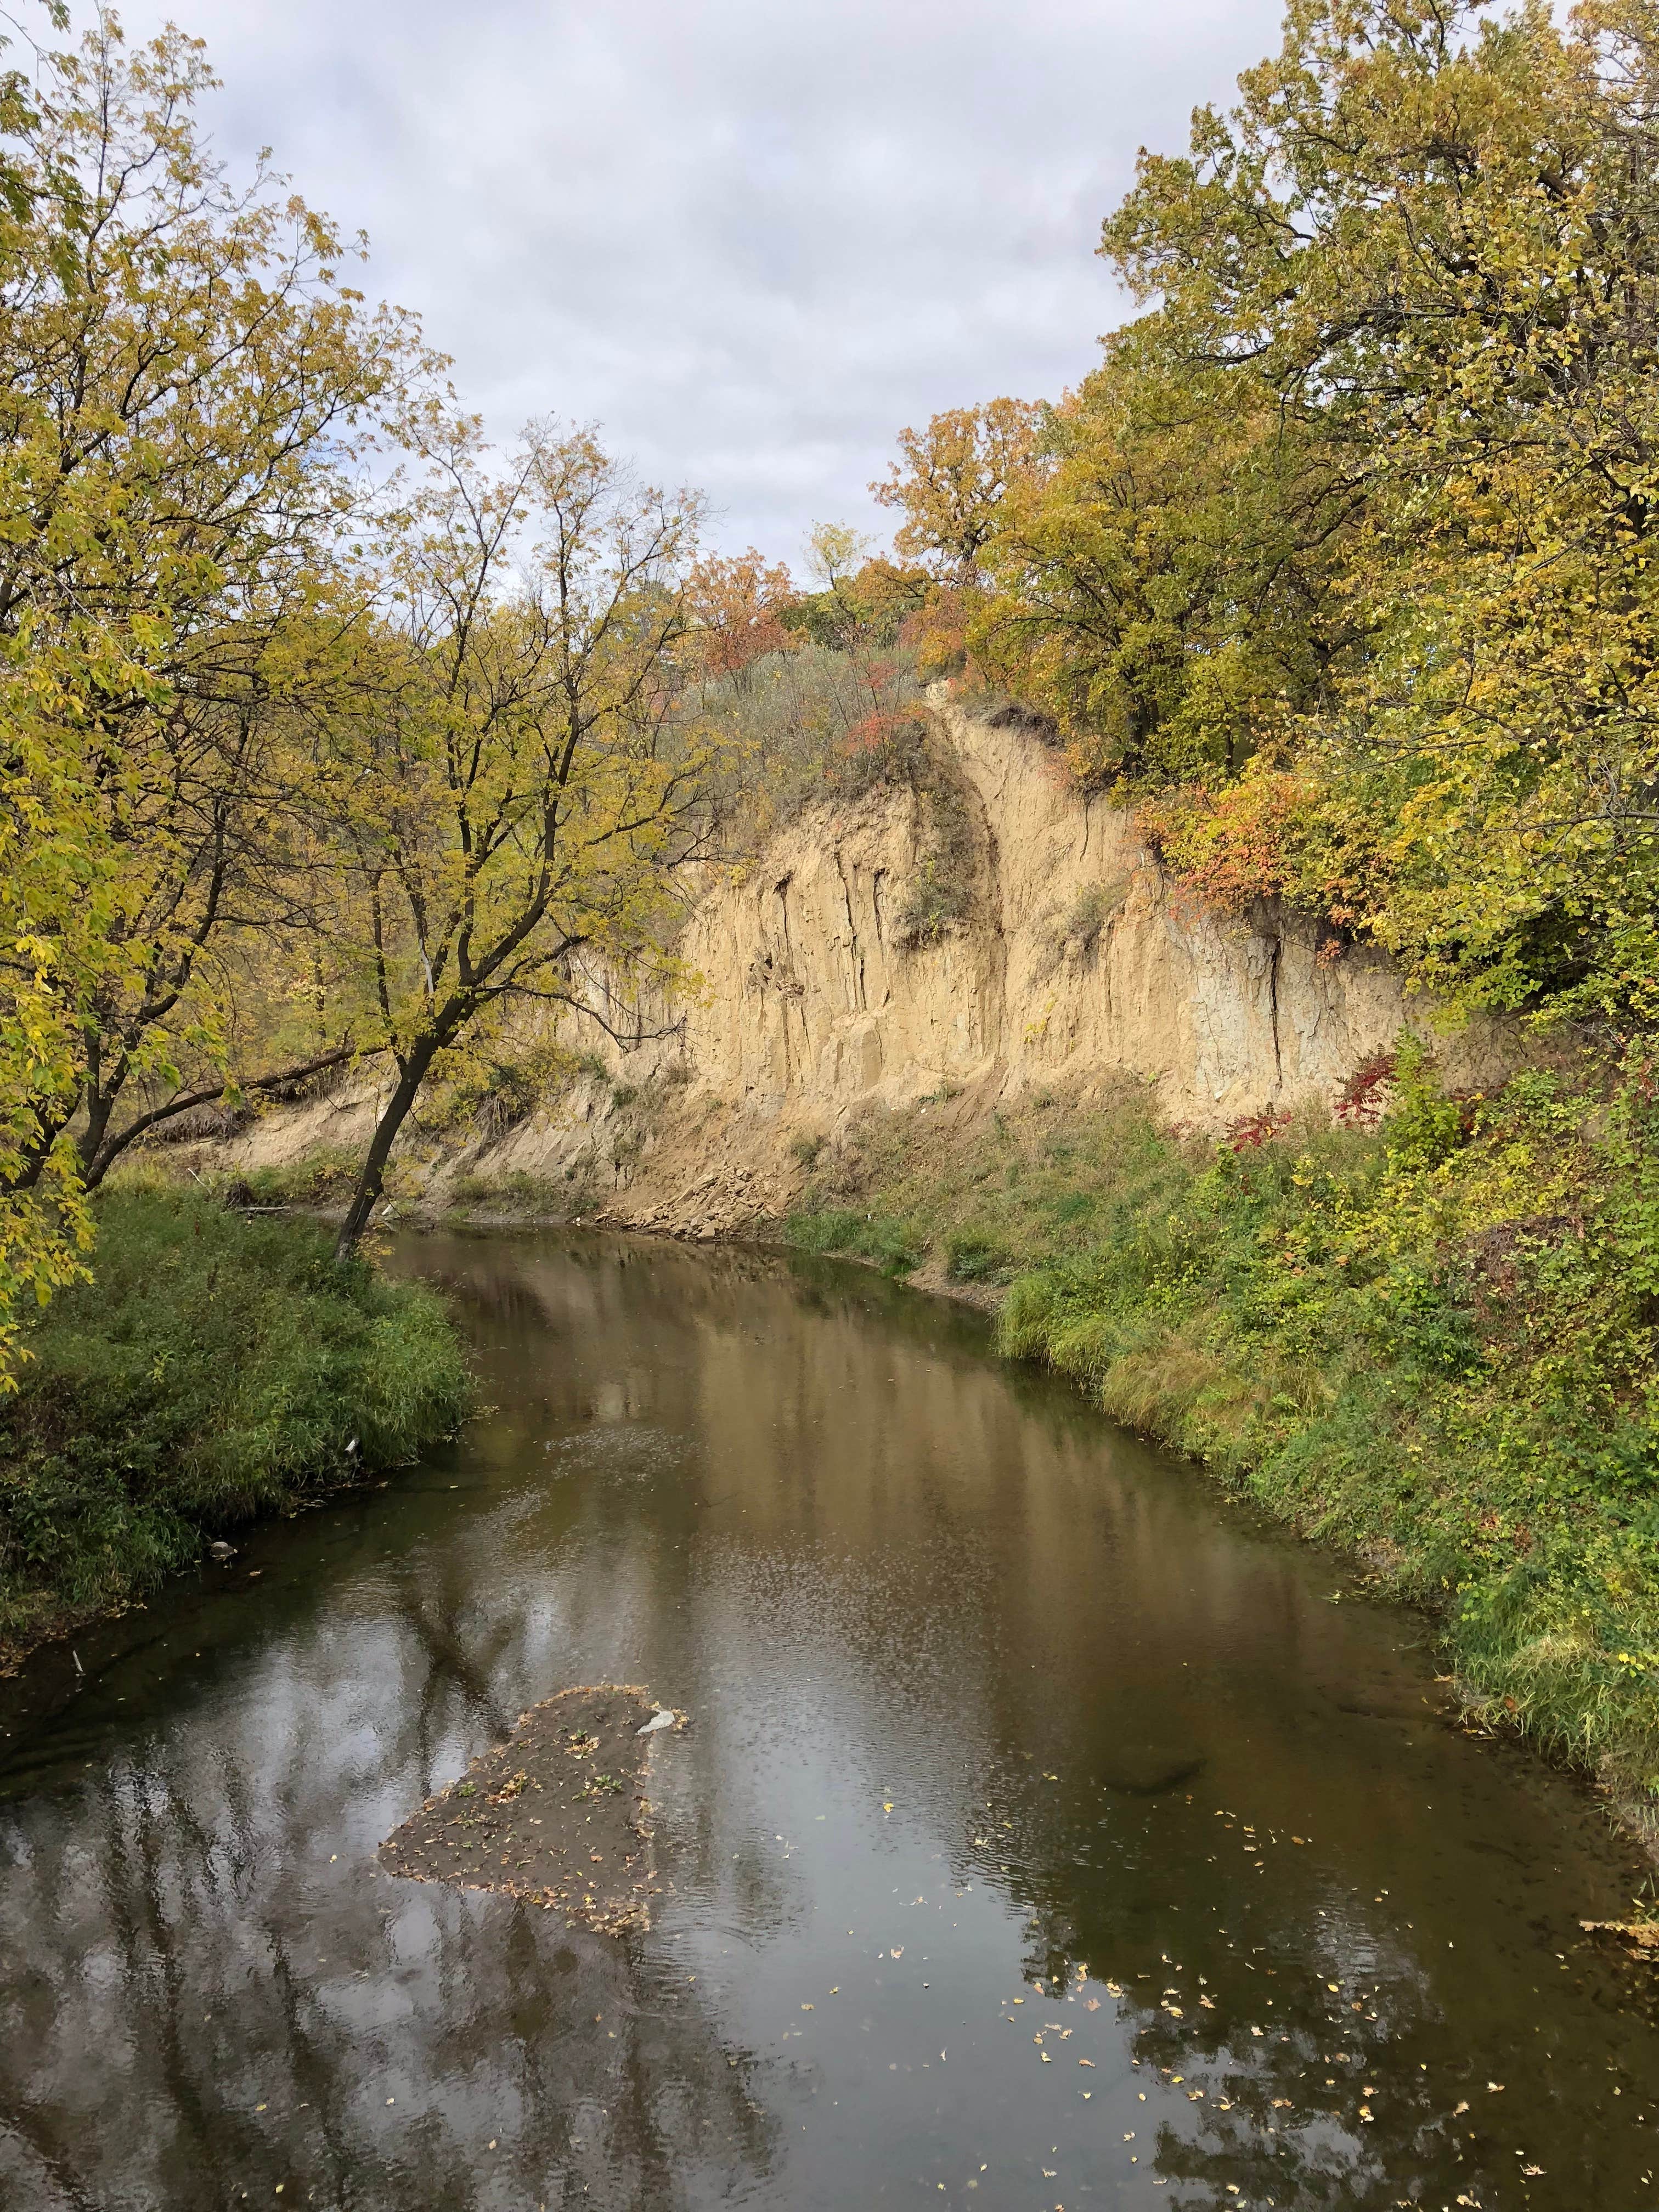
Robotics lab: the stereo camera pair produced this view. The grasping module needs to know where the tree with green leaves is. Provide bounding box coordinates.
[0,7,423,1364]
[970,337,1365,786]
[1098,0,1659,1018]
[4,15,421,1182]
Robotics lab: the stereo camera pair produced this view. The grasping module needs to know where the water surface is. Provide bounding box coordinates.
[2,1232,1656,2209]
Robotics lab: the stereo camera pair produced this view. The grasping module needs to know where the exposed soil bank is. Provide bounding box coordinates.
[179,690,1525,1243]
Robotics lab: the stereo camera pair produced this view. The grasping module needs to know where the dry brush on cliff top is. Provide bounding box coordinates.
[786,1048,1659,1809]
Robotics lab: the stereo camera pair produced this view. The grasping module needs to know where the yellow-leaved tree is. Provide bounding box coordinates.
[316,413,716,1256]
[0,7,422,1367]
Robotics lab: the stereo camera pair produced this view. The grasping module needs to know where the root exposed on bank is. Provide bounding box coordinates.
[377,1683,682,1934]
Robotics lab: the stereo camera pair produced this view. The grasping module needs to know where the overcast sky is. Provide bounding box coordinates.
[112,0,1286,563]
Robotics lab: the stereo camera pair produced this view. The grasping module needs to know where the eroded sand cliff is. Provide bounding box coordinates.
[218,691,1513,1235]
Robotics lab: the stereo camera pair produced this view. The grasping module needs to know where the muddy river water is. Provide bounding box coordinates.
[2,1231,1657,2210]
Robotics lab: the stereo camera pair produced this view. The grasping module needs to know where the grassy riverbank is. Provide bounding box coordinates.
[0,1189,471,1662]
[785,1054,1659,1808]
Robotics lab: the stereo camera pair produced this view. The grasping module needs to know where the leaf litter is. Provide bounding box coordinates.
[377,1683,685,1934]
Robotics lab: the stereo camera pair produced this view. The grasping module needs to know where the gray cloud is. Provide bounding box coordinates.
[112,0,1285,559]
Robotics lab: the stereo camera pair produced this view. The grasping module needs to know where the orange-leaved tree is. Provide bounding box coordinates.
[684,548,798,688]
[872,399,1046,584]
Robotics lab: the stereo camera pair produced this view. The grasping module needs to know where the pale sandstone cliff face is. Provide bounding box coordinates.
[217,691,1514,1234]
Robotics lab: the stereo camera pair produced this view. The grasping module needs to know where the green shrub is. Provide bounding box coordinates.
[220,1147,366,1208]
[897,848,974,948]
[429,1056,545,1139]
[1056,881,1121,960]
[448,1167,589,1214]
[783,1205,925,1277]
[945,1228,1011,1282]
[0,1189,471,1655]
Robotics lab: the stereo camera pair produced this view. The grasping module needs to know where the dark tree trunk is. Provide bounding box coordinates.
[77,1084,117,1182]
[333,1040,439,1261]
[9,1099,78,1192]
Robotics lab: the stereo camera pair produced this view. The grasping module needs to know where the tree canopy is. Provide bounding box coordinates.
[887,0,1659,1031]
[0,5,738,1363]
[0,9,412,1364]
[314,412,713,1256]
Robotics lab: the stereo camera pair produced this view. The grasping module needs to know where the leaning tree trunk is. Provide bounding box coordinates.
[333,1041,438,1260]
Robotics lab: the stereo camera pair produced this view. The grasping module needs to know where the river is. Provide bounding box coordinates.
[1,1231,1656,2209]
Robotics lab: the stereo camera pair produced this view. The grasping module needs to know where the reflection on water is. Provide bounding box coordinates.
[1,1232,1656,2210]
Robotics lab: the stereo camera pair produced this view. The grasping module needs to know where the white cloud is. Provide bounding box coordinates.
[108,0,1285,557]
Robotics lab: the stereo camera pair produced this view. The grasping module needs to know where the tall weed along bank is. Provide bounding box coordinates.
[787,1046,1659,1807]
[0,1189,471,1661]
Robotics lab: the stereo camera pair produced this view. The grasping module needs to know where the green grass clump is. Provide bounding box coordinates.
[235,1147,368,1207]
[0,1188,471,1657]
[785,1051,1659,1801]
[786,1205,927,1277]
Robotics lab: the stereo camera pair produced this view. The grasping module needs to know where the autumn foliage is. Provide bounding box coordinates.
[0,9,741,1354]
[685,549,799,685]
[878,0,1659,1033]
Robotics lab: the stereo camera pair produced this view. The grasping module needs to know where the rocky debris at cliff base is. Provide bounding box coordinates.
[377,1684,684,1934]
